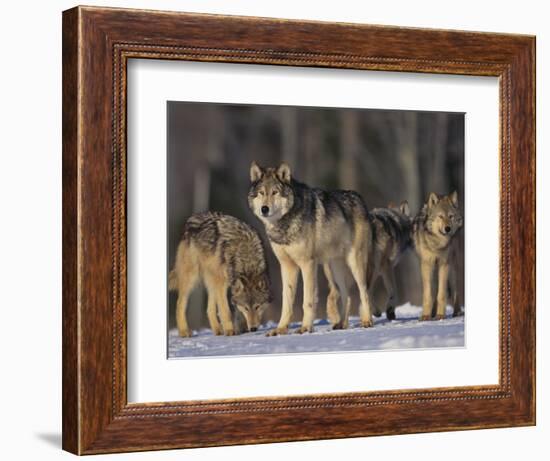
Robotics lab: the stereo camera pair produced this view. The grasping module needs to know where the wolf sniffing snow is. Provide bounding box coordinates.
[248,162,375,335]
[169,212,272,337]
[412,191,463,320]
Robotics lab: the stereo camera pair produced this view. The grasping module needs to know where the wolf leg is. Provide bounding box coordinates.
[323,263,341,327]
[203,265,236,336]
[449,265,462,317]
[296,260,318,334]
[381,264,397,321]
[347,249,373,328]
[203,272,226,335]
[267,252,299,336]
[434,261,449,320]
[420,258,435,321]
[176,291,193,338]
[369,274,382,318]
[331,259,351,329]
[367,250,382,317]
[174,265,199,338]
[206,293,222,335]
[217,288,235,336]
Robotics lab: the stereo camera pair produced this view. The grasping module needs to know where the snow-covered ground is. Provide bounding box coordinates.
[168,303,464,358]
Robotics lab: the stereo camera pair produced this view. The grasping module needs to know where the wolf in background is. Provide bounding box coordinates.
[248,161,375,335]
[169,212,272,337]
[413,191,463,320]
[370,201,413,320]
[324,200,412,325]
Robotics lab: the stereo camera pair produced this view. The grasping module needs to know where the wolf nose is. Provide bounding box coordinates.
[445,226,451,233]
[250,327,258,332]
[261,206,269,216]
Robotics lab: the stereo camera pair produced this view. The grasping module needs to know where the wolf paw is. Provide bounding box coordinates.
[360,319,373,328]
[295,325,314,334]
[386,308,396,321]
[212,327,223,336]
[224,328,235,336]
[433,314,446,321]
[178,329,192,338]
[419,314,432,321]
[266,327,288,337]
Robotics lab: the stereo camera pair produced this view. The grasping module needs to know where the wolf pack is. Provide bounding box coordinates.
[169,162,464,338]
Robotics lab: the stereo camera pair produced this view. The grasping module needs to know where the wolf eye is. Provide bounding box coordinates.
[272,190,278,196]
[259,190,265,196]
[448,214,454,219]
[438,214,444,219]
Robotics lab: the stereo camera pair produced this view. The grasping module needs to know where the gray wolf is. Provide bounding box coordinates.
[412,191,463,320]
[168,211,272,337]
[248,162,375,335]
[324,201,412,324]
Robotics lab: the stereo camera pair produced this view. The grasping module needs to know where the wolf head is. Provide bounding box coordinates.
[248,162,295,224]
[425,191,463,237]
[230,273,271,332]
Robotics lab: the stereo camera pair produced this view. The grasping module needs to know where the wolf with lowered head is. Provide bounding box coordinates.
[169,211,272,337]
[413,191,463,320]
[248,162,375,335]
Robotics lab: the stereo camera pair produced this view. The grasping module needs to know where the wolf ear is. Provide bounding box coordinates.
[233,278,244,295]
[449,190,459,207]
[276,162,291,183]
[427,192,439,209]
[400,200,410,216]
[250,161,264,182]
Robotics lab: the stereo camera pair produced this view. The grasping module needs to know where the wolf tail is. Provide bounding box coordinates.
[168,269,178,291]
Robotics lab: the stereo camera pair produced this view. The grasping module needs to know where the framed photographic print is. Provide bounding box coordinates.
[62,6,535,455]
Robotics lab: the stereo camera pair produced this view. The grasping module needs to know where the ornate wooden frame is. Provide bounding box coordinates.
[62,5,535,454]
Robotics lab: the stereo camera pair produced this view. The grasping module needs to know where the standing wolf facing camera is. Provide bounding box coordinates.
[248,162,375,335]
[413,191,463,321]
[169,212,272,337]
[323,200,412,325]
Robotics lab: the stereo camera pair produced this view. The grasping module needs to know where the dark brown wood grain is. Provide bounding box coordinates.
[62,7,79,455]
[62,5,536,455]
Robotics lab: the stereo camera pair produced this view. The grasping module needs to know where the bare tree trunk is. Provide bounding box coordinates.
[358,112,395,203]
[303,113,321,184]
[280,107,298,167]
[430,113,449,194]
[339,110,360,190]
[192,166,210,213]
[396,112,421,212]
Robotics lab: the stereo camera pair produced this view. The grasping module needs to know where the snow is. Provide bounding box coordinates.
[168,303,464,358]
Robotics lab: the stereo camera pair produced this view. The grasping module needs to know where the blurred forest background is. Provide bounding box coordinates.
[167,102,464,330]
